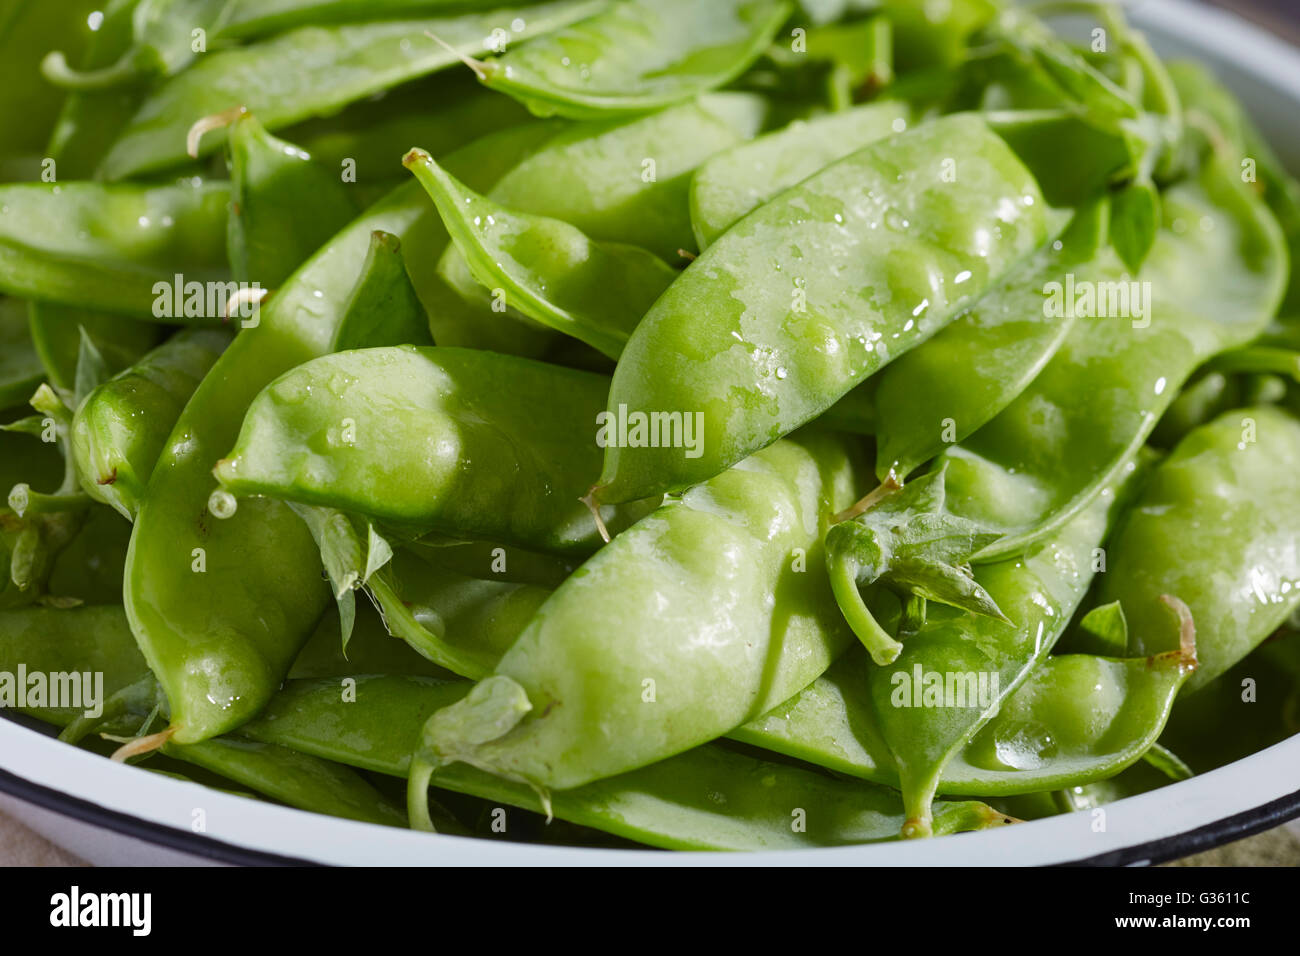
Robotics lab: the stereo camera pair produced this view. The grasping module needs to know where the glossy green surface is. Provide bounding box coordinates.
[1100,407,1300,692]
[216,346,654,553]
[99,1,603,179]
[477,0,790,119]
[72,328,231,520]
[597,114,1049,503]
[420,432,864,791]
[243,674,1007,850]
[330,231,432,352]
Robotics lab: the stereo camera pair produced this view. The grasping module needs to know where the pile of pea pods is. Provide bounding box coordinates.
[2,0,1298,853]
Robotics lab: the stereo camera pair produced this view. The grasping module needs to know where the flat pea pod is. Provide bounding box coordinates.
[689,101,910,250]
[215,347,654,554]
[0,605,149,726]
[0,180,231,319]
[943,151,1288,561]
[162,737,407,828]
[1099,406,1300,693]
[98,0,603,180]
[594,114,1049,505]
[468,0,790,120]
[71,329,231,521]
[872,199,1106,480]
[122,184,437,746]
[406,150,676,359]
[242,675,1008,850]
[330,231,431,352]
[414,431,864,793]
[733,633,1196,796]
[226,112,359,287]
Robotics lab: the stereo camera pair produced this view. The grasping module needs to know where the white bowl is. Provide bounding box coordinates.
[3,0,1299,865]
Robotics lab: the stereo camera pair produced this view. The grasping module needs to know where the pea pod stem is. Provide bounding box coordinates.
[827,555,902,666]
[832,471,902,524]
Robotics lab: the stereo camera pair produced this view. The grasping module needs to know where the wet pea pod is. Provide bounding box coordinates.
[405,149,676,359]
[98,0,603,179]
[225,111,359,288]
[872,199,1109,480]
[329,230,431,352]
[242,674,1009,850]
[1097,406,1300,693]
[846,462,1135,837]
[594,114,1050,505]
[689,101,910,250]
[732,609,1197,796]
[214,347,656,554]
[0,180,231,319]
[0,605,150,726]
[409,432,864,796]
[460,0,790,120]
[942,150,1287,562]
[121,183,438,748]
[72,328,232,521]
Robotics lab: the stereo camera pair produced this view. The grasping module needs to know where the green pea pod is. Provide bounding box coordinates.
[0,605,150,726]
[42,0,227,91]
[0,181,231,319]
[212,0,557,39]
[417,95,767,359]
[215,347,655,553]
[734,629,1197,797]
[944,152,1287,562]
[99,0,603,180]
[241,675,1008,849]
[872,200,1107,480]
[413,432,864,794]
[368,549,551,680]
[466,0,790,120]
[226,112,359,287]
[406,150,676,359]
[984,110,1140,207]
[861,463,1134,837]
[122,185,437,747]
[1100,406,1300,692]
[881,0,999,70]
[689,101,910,250]
[72,329,232,521]
[0,299,43,408]
[402,533,577,589]
[595,114,1049,505]
[288,592,451,681]
[162,737,408,828]
[330,231,432,352]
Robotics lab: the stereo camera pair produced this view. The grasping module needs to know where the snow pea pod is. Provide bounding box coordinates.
[122,184,437,747]
[736,625,1196,797]
[0,605,149,726]
[689,101,910,250]
[98,0,602,179]
[595,114,1049,505]
[71,328,232,521]
[412,431,864,794]
[1099,406,1300,693]
[163,737,407,828]
[944,151,1288,561]
[0,180,231,319]
[872,199,1106,480]
[215,347,654,554]
[406,150,676,359]
[226,112,359,287]
[213,0,556,39]
[867,464,1134,837]
[467,0,790,120]
[241,675,1007,850]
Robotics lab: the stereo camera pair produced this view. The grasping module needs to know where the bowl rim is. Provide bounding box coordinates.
[3,0,1300,865]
